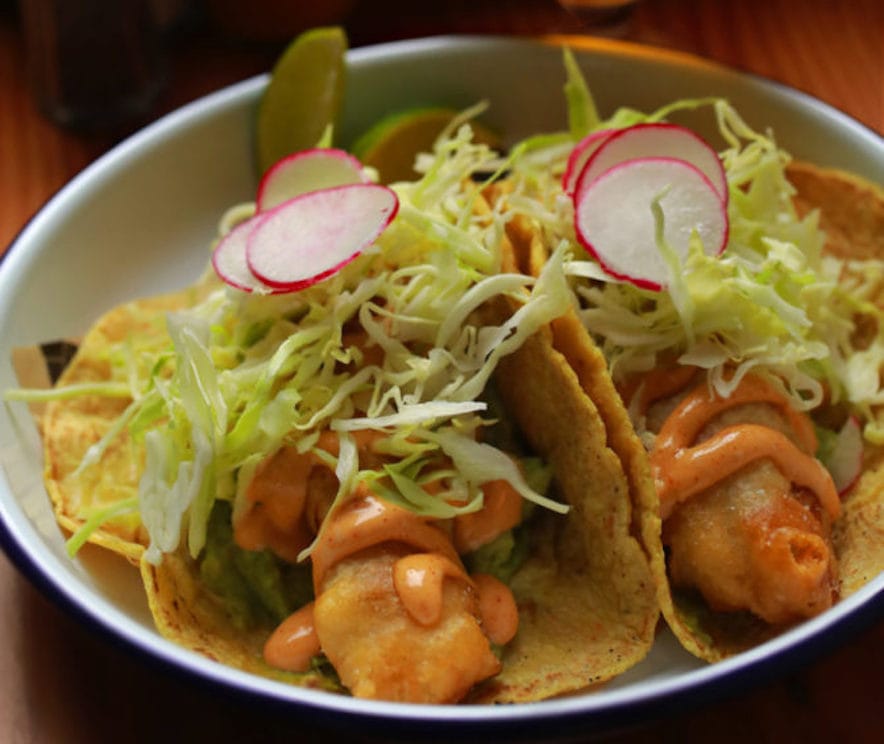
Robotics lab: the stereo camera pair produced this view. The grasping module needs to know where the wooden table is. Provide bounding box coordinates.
[1,1,881,741]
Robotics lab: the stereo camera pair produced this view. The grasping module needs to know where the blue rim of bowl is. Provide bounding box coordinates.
[1,34,883,737]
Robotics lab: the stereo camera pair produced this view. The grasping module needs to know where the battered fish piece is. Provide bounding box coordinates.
[250,472,517,703]
[314,545,501,703]
[664,460,836,624]
[649,374,839,626]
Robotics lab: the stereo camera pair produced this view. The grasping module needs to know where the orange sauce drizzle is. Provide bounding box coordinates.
[392,553,471,626]
[472,573,519,646]
[310,487,462,589]
[453,479,523,554]
[622,364,698,413]
[234,446,315,562]
[233,430,384,560]
[650,373,840,520]
[263,602,321,672]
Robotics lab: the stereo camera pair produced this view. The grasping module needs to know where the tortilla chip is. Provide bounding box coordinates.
[42,283,211,562]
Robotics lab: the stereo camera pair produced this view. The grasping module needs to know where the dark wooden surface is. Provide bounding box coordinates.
[1,1,882,742]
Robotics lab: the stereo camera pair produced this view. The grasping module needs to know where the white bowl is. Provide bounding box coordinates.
[1,35,882,737]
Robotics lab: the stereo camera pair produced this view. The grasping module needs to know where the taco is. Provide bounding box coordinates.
[494,68,884,660]
[26,127,660,703]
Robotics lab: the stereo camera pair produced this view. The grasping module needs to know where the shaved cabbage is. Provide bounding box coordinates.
[125,117,573,562]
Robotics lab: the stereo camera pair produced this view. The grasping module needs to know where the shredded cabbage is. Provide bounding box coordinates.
[124,118,573,562]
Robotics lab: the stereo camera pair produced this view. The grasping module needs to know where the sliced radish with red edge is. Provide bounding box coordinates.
[212,217,281,294]
[256,148,370,212]
[574,123,728,205]
[562,129,613,196]
[823,415,863,495]
[246,183,399,291]
[574,157,728,291]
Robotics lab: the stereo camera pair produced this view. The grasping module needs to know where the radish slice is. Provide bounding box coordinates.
[211,218,280,294]
[247,183,399,291]
[574,157,728,291]
[256,148,369,212]
[824,416,864,495]
[574,123,729,204]
[562,129,613,196]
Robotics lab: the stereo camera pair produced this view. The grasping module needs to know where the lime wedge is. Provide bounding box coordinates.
[256,26,348,175]
[351,107,500,184]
